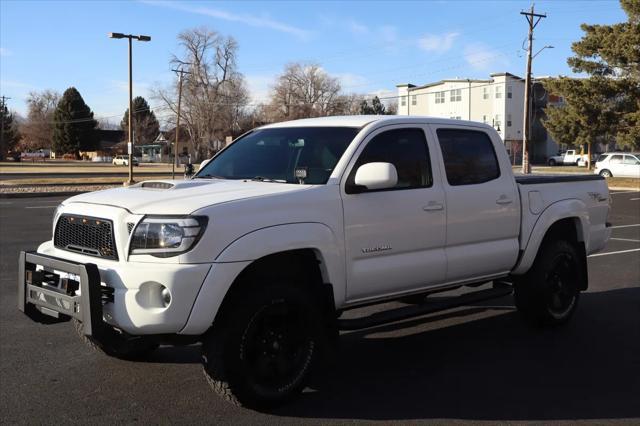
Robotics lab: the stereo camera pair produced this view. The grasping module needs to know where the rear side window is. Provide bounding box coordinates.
[437,129,500,186]
[609,154,624,164]
[597,154,609,162]
[346,128,432,193]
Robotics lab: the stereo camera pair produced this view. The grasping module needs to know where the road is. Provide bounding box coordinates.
[1,192,639,424]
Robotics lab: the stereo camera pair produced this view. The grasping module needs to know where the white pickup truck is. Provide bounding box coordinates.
[19,116,611,409]
[547,149,588,166]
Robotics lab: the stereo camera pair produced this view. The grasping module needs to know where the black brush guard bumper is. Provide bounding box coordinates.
[18,251,109,341]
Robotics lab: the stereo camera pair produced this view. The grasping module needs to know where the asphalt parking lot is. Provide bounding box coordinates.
[1,191,638,424]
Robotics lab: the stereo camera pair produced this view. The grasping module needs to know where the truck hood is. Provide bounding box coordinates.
[64,179,312,214]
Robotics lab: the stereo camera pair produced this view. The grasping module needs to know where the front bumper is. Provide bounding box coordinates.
[18,251,106,339]
[20,245,213,335]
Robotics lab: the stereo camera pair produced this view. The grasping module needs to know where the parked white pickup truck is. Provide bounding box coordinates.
[19,116,611,409]
[548,149,588,166]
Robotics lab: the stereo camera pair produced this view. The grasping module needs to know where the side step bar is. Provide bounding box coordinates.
[337,284,513,331]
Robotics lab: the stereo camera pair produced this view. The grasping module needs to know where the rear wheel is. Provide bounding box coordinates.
[514,240,582,326]
[202,282,324,409]
[599,169,612,178]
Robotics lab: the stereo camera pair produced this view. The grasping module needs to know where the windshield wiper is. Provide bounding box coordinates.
[250,176,287,183]
[196,174,226,179]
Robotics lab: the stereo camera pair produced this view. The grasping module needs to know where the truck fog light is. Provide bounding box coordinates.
[161,287,171,307]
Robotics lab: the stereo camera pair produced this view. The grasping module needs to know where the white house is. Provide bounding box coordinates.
[396,72,559,163]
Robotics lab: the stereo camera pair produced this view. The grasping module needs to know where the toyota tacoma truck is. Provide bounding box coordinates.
[19,116,611,409]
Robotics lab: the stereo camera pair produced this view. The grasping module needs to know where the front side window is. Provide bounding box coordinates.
[623,155,640,165]
[346,128,432,193]
[437,129,500,186]
[197,127,359,184]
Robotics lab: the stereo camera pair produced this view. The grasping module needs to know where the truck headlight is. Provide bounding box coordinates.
[130,216,208,257]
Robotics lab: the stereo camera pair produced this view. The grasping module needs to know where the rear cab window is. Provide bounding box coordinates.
[436,128,500,186]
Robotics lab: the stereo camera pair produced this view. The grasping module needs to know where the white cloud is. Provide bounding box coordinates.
[380,25,398,44]
[140,0,311,40]
[244,74,275,103]
[0,47,12,57]
[348,20,369,35]
[335,72,369,91]
[463,43,510,72]
[418,32,460,53]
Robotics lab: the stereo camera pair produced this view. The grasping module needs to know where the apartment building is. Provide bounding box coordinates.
[396,72,559,163]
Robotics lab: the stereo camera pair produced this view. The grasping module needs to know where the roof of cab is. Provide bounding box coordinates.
[259,115,491,129]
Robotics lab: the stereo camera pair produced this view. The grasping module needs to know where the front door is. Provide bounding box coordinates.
[341,126,446,302]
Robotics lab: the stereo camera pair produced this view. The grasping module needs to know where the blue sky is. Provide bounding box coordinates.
[0,0,626,125]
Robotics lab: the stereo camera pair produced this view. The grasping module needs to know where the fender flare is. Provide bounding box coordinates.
[512,199,590,275]
[180,223,345,335]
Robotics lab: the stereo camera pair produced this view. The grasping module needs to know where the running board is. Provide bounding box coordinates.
[337,285,513,331]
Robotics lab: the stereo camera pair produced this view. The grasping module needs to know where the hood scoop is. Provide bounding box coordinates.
[140,181,175,190]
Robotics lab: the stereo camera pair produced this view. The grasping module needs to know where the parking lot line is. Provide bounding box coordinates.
[610,238,640,243]
[589,248,640,258]
[631,198,640,201]
[610,224,640,229]
[610,190,640,194]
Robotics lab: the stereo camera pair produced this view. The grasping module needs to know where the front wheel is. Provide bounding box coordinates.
[599,169,612,178]
[548,159,557,166]
[202,283,324,409]
[514,240,582,326]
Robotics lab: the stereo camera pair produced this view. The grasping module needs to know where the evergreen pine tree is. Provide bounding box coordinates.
[52,87,97,157]
[121,96,160,145]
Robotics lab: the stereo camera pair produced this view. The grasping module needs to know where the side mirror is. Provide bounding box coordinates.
[354,162,398,191]
[199,158,212,170]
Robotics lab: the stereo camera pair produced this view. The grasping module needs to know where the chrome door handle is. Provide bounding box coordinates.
[496,196,513,205]
[423,202,444,211]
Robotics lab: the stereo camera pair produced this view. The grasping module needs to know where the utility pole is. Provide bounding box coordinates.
[171,67,191,180]
[0,96,10,161]
[520,4,546,174]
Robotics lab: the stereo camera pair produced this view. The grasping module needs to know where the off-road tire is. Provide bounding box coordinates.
[73,319,158,359]
[202,282,325,409]
[514,240,582,327]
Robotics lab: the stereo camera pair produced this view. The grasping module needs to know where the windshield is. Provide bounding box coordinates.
[196,127,360,184]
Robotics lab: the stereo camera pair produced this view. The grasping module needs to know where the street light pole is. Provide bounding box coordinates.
[109,32,151,186]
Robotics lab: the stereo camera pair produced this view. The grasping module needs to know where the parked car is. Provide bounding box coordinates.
[594,152,640,178]
[547,149,587,166]
[112,155,138,166]
[19,116,611,409]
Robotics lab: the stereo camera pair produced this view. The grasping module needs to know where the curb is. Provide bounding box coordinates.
[0,191,87,199]
[608,186,640,191]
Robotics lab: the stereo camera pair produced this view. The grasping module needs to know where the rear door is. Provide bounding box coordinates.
[622,155,640,178]
[430,125,520,283]
[608,154,625,176]
[341,125,446,301]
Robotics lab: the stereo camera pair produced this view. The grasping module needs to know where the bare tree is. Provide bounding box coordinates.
[265,63,350,121]
[19,90,60,150]
[153,27,249,160]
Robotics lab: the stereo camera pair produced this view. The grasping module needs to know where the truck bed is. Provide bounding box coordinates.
[515,174,604,185]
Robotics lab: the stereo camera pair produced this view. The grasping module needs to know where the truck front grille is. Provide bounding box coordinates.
[54,215,118,260]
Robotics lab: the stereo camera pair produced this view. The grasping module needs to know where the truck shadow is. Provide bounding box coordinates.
[270,287,640,421]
